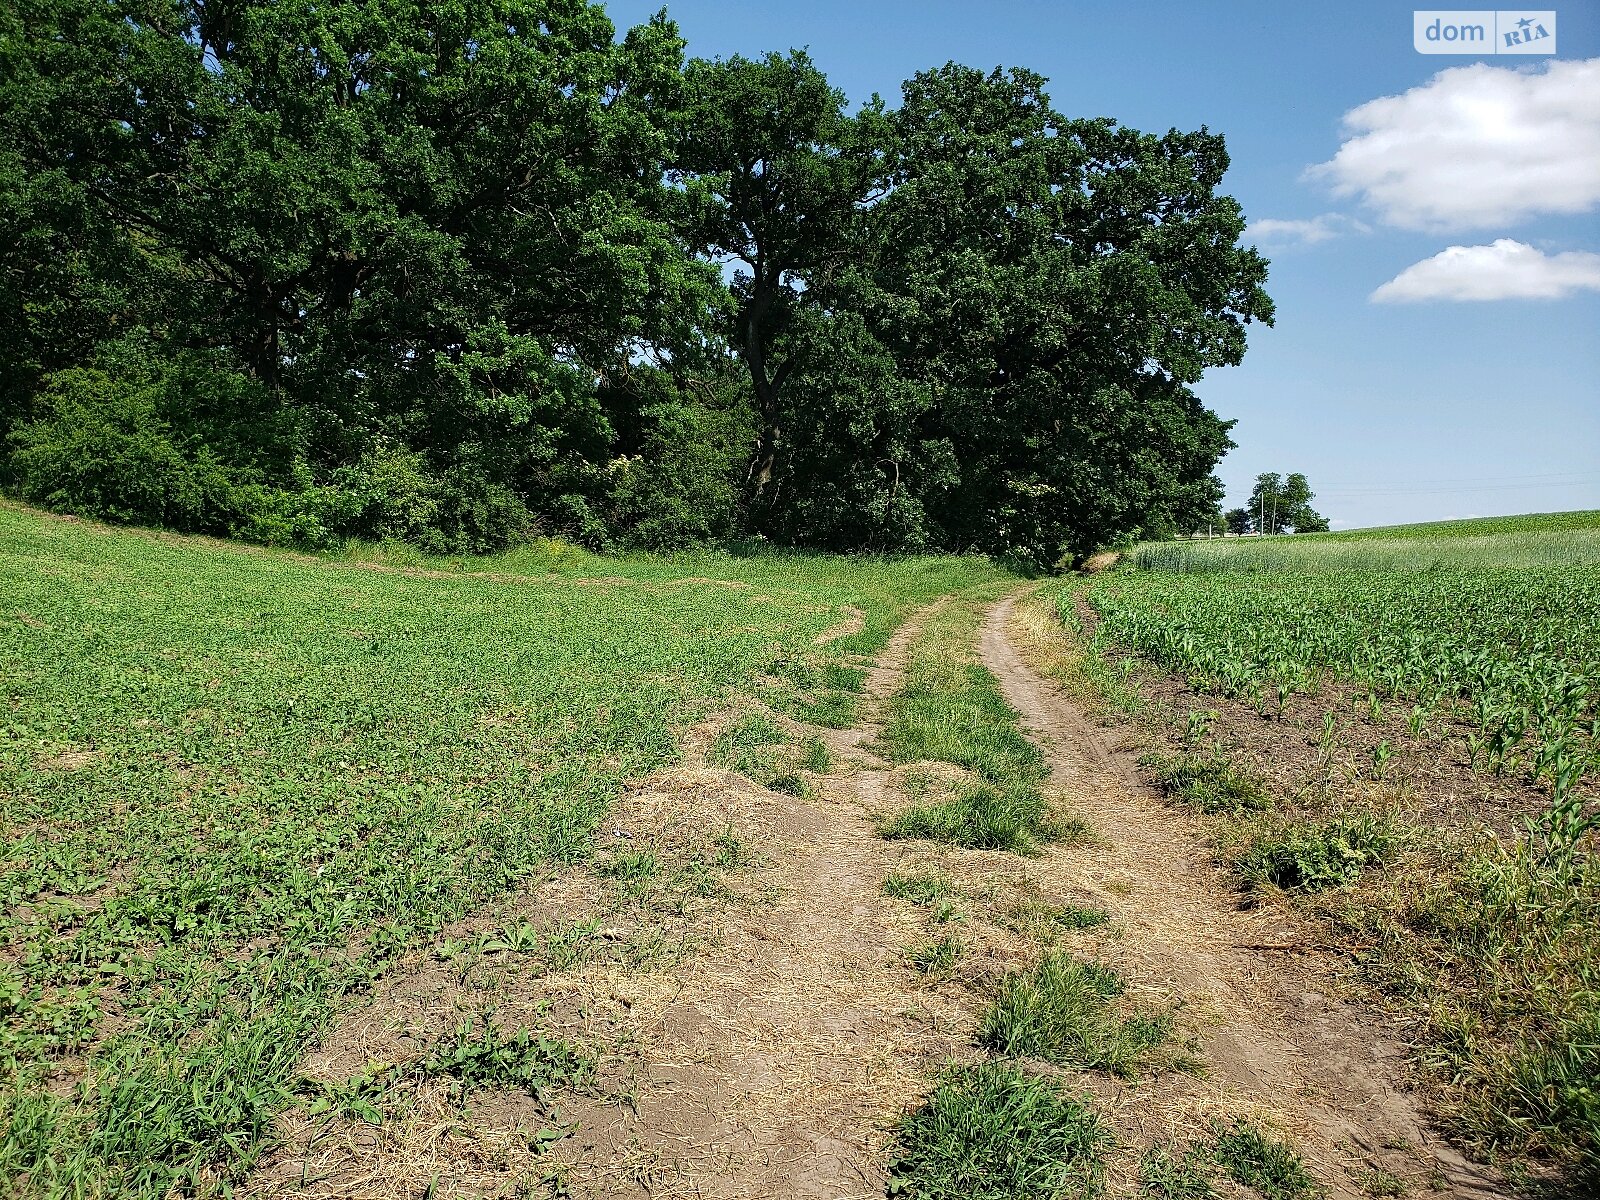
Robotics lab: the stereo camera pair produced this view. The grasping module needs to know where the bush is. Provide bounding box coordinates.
[8,366,251,533]
[610,400,753,549]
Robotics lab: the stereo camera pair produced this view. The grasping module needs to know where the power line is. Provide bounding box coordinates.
[1315,480,1599,497]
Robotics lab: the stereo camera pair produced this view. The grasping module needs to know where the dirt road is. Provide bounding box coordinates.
[252,591,1505,1199]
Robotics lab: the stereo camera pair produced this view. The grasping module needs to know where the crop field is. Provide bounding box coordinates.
[0,503,1006,1196]
[1060,514,1600,1182]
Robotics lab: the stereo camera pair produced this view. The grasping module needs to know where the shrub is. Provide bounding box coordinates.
[609,400,753,550]
[8,366,250,533]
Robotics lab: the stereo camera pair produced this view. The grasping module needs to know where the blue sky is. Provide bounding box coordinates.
[609,0,1600,529]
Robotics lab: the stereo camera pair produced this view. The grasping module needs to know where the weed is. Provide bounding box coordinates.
[880,781,1054,854]
[541,920,603,971]
[424,1020,593,1099]
[597,850,659,883]
[878,599,1073,853]
[906,936,964,975]
[882,870,955,906]
[709,714,790,780]
[886,1061,1107,1200]
[800,736,830,772]
[798,691,858,729]
[1358,1167,1405,1197]
[767,770,812,798]
[979,952,1177,1078]
[929,898,964,924]
[1145,751,1270,814]
[1236,811,1403,892]
[1002,899,1110,942]
[1139,1143,1217,1199]
[823,663,867,692]
[1209,1120,1322,1200]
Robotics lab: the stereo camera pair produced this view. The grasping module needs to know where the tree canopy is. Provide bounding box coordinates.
[0,1,1274,566]
[1249,472,1328,534]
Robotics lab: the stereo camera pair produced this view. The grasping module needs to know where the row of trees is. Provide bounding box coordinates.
[0,1,1275,567]
[1189,472,1328,536]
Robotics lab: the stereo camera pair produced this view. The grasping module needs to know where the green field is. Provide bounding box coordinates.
[1067,511,1600,1178]
[1134,510,1600,573]
[0,503,1005,1195]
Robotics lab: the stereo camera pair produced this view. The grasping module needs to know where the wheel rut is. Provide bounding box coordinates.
[538,599,970,1198]
[985,592,1507,1200]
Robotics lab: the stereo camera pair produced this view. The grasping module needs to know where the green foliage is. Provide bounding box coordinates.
[833,64,1269,566]
[1065,515,1600,1186]
[979,952,1177,1079]
[1236,812,1403,891]
[708,713,793,790]
[883,603,1041,767]
[1085,560,1600,801]
[906,935,964,976]
[800,736,831,772]
[1247,472,1326,535]
[606,370,757,549]
[9,365,249,532]
[1140,1144,1218,1199]
[0,503,1006,1196]
[423,1022,592,1096]
[1002,899,1111,940]
[1,0,711,551]
[881,782,1061,853]
[1146,751,1271,814]
[2,4,1269,562]
[1308,510,1600,541]
[882,870,956,906]
[1208,1120,1322,1200]
[887,1061,1107,1200]
[1377,796,1600,1175]
[879,600,1077,853]
[1132,524,1600,573]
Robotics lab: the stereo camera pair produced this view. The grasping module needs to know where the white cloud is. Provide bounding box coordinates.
[1308,58,1600,231]
[1246,213,1367,245]
[1371,239,1600,302]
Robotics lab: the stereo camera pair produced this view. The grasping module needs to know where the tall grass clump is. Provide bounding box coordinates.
[888,1061,1107,1200]
[979,952,1178,1078]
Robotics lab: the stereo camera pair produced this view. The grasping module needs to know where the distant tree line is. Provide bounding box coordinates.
[1198,472,1327,536]
[0,1,1273,568]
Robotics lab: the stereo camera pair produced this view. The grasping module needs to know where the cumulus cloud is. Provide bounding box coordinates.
[1309,58,1600,231]
[1246,213,1368,245]
[1371,239,1600,302]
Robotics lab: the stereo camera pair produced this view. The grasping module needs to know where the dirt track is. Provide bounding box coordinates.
[251,591,1508,1199]
[989,593,1504,1200]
